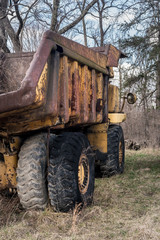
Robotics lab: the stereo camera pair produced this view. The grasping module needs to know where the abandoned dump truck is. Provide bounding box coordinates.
[0,31,136,211]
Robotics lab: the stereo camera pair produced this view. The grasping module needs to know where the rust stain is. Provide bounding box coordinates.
[45,31,108,71]
[58,56,69,123]
[96,73,103,122]
[70,61,80,117]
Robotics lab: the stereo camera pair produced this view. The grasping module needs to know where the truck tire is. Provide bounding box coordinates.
[16,133,48,209]
[48,132,95,212]
[100,125,125,177]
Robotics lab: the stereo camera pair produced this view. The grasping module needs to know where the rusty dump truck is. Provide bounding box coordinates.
[0,31,136,211]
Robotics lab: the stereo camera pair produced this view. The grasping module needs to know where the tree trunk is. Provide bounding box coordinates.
[50,0,60,32]
[3,17,21,52]
[97,1,104,47]
[0,0,10,52]
[156,22,160,109]
[0,0,21,52]
[82,17,87,46]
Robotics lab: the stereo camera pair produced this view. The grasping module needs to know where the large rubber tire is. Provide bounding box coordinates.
[100,125,125,177]
[48,132,95,212]
[16,133,48,210]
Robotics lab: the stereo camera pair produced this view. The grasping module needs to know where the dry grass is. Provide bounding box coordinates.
[0,149,160,240]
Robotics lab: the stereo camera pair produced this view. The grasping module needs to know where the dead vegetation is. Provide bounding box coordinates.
[122,107,160,149]
[0,190,22,227]
[0,149,160,240]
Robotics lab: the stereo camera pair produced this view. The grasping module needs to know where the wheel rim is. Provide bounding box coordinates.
[119,141,123,167]
[78,153,89,194]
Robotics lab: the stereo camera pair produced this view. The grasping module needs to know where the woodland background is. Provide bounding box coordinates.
[0,0,160,147]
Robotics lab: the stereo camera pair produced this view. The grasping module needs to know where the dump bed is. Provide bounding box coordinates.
[0,31,123,136]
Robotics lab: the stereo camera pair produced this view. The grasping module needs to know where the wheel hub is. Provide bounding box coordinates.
[78,153,89,194]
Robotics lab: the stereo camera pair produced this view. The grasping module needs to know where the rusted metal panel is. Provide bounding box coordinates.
[4,154,17,188]
[87,69,92,122]
[88,69,96,123]
[0,52,34,93]
[0,38,57,114]
[0,50,61,133]
[45,31,109,74]
[103,75,109,122]
[92,45,126,67]
[88,69,97,124]
[106,45,123,67]
[46,50,60,116]
[68,59,72,117]
[96,73,104,122]
[0,50,60,121]
[80,65,89,123]
[0,31,109,117]
[0,57,106,134]
[108,84,119,113]
[58,56,69,123]
[3,116,60,135]
[70,61,80,118]
[0,137,20,189]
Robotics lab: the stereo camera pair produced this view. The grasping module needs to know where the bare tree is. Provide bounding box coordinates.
[78,0,128,47]
[0,0,98,52]
[73,0,88,46]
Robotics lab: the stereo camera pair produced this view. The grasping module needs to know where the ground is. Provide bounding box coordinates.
[0,149,160,240]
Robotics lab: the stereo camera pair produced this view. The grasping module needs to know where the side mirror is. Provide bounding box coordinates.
[127,93,137,104]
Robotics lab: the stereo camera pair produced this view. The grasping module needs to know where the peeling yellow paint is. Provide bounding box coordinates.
[108,84,119,113]
[35,63,48,104]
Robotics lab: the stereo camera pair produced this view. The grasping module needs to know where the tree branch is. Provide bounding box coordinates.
[13,0,23,37]
[58,0,97,35]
